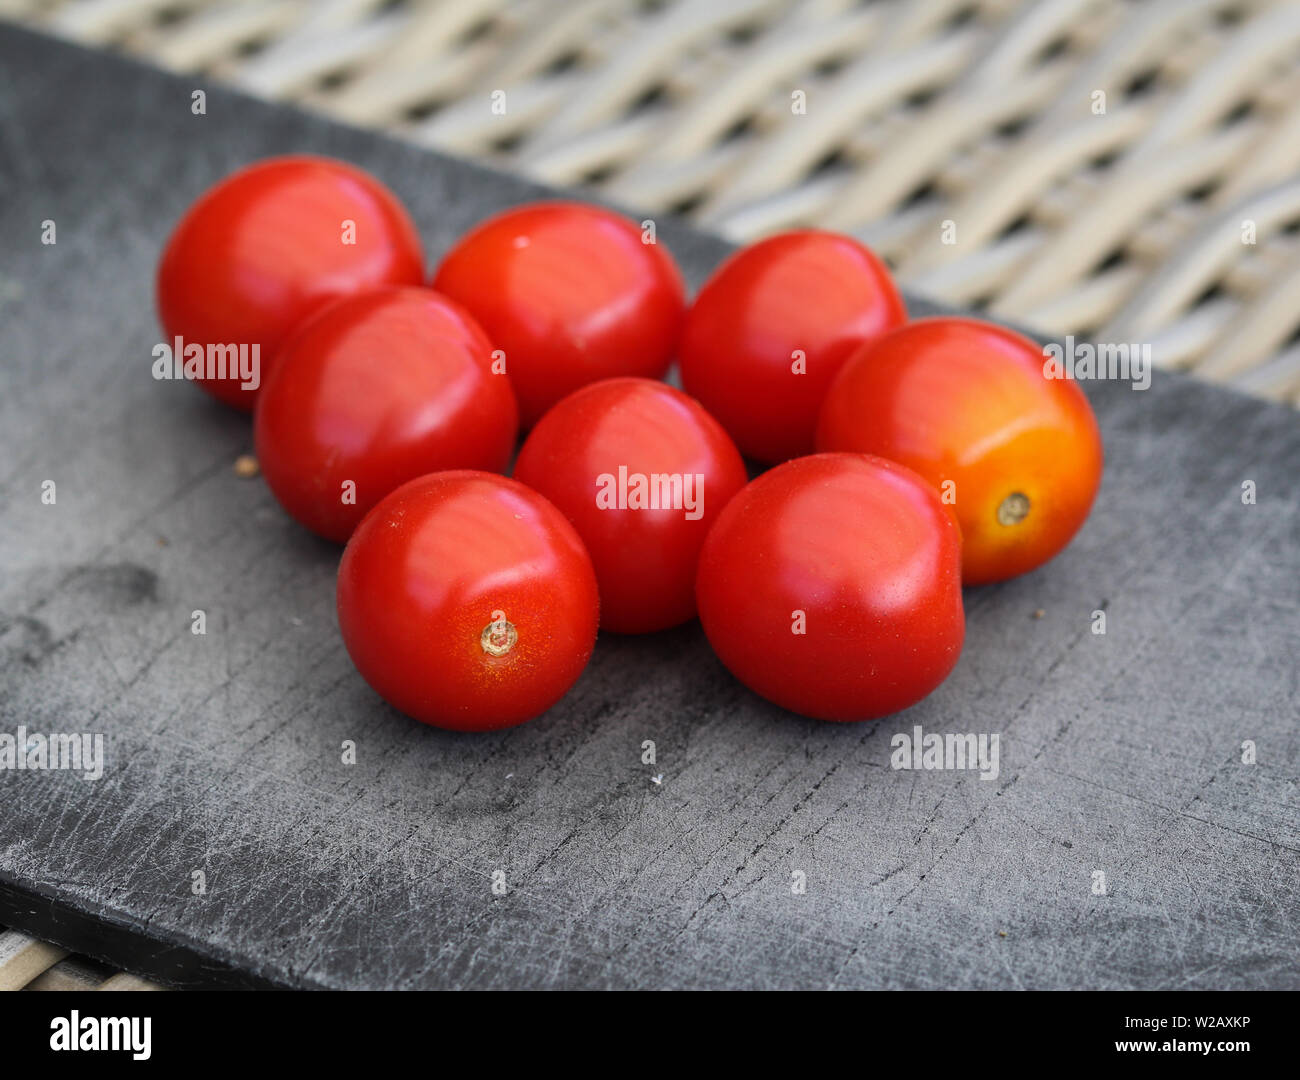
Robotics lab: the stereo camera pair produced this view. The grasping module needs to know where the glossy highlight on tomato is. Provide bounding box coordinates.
[157,155,424,410]
[513,377,748,634]
[431,202,686,426]
[816,317,1104,585]
[337,472,599,731]
[254,287,517,542]
[695,453,964,722]
[679,230,906,464]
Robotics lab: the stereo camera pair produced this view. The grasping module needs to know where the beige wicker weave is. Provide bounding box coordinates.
[7,0,1300,404]
[0,927,165,990]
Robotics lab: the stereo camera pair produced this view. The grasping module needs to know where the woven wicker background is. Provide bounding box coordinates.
[0,927,163,989]
[6,0,1300,405]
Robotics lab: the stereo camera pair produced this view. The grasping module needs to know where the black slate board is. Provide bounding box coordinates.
[1,24,1298,991]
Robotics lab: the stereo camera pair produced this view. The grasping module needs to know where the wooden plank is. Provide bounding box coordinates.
[0,24,1297,990]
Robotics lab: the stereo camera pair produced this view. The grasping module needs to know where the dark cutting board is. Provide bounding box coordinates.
[1,24,1297,991]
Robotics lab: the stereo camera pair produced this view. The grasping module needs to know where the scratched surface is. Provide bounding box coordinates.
[1,25,1298,990]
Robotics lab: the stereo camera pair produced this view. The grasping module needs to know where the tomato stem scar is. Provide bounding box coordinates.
[481,614,518,657]
[997,492,1031,526]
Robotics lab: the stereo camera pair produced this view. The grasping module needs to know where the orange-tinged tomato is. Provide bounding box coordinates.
[816,317,1103,585]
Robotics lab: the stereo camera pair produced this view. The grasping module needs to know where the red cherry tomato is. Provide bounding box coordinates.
[679,230,905,464]
[816,317,1104,585]
[695,453,964,722]
[430,202,685,426]
[157,155,424,410]
[337,472,599,731]
[254,287,517,543]
[513,377,748,634]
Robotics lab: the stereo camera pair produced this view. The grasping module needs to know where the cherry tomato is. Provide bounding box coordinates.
[254,287,517,543]
[695,453,963,722]
[679,230,905,464]
[816,317,1104,585]
[157,155,424,410]
[337,472,599,731]
[513,377,748,634]
[430,202,685,426]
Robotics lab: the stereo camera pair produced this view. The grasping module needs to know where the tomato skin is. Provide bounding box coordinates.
[695,453,964,722]
[253,287,517,543]
[513,378,748,634]
[679,231,906,464]
[430,202,686,426]
[815,317,1104,585]
[157,155,424,410]
[337,472,599,731]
